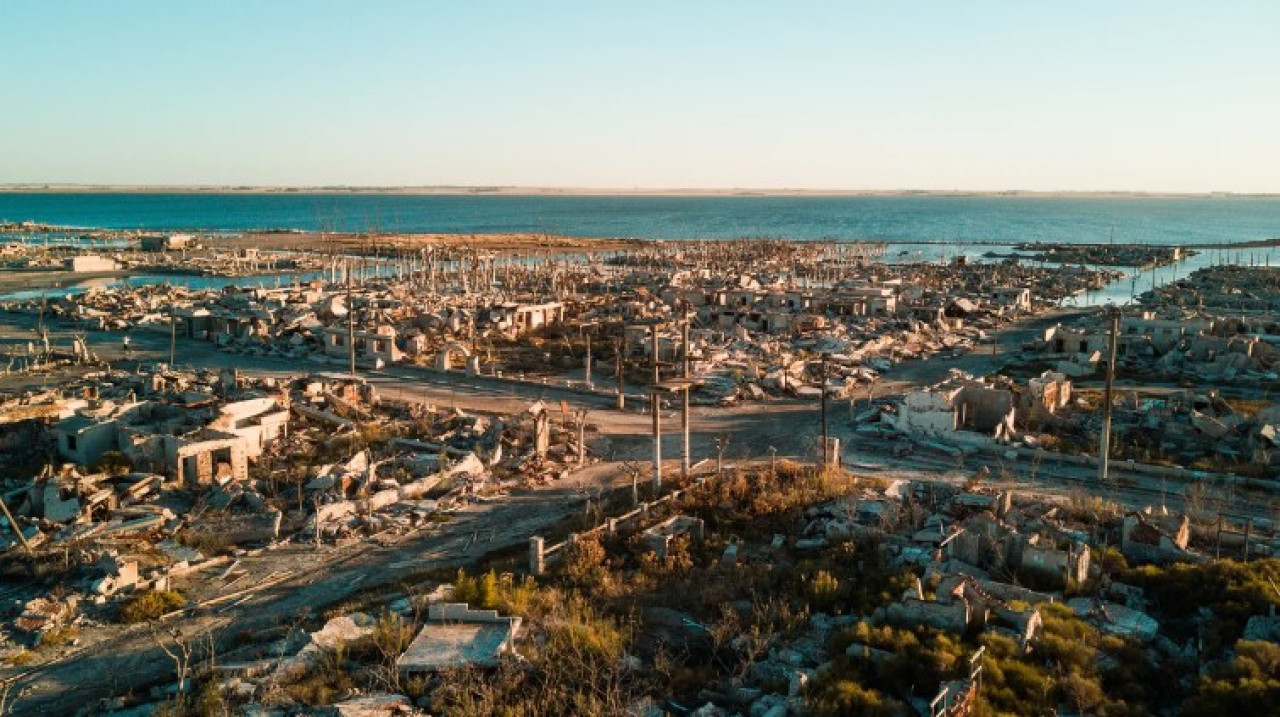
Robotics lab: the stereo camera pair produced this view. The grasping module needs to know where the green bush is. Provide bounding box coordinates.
[1183,640,1280,717]
[809,679,904,717]
[118,590,186,623]
[1120,559,1280,651]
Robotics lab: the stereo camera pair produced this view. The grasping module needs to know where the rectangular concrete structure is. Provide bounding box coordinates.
[396,603,521,673]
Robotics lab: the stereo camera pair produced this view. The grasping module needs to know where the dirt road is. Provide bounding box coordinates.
[5,463,638,715]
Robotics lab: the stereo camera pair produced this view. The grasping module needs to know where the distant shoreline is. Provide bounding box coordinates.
[1,185,1278,199]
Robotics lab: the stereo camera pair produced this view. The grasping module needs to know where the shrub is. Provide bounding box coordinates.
[118,590,186,623]
[38,625,78,648]
[810,570,840,611]
[452,568,479,605]
[808,679,903,717]
[561,537,612,595]
[452,569,546,618]
[1120,559,1280,650]
[1183,640,1280,717]
[476,569,500,609]
[371,610,415,658]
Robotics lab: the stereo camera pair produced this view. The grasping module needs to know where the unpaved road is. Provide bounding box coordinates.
[0,312,831,463]
[3,463,638,715]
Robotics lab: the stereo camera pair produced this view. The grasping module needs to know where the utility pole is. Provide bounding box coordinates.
[651,323,662,491]
[615,335,625,410]
[820,354,829,467]
[169,312,177,367]
[346,261,356,378]
[1098,307,1120,484]
[681,306,692,482]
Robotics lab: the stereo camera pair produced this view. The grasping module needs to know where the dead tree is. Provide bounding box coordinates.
[149,624,198,694]
[573,409,589,464]
[620,460,645,506]
[713,435,731,478]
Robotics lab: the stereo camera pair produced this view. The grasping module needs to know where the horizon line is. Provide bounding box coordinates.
[1,184,1279,199]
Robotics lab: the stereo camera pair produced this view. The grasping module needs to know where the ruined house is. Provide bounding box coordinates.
[487,301,564,336]
[54,401,146,466]
[65,255,119,273]
[321,324,404,366]
[55,397,289,489]
[990,287,1032,314]
[893,381,1016,442]
[1023,370,1072,419]
[140,233,194,252]
[1121,512,1194,565]
[1043,325,1109,356]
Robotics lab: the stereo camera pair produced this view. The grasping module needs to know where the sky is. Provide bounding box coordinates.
[1,1,1278,192]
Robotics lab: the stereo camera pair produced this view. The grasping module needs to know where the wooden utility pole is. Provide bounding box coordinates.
[820,354,829,467]
[651,324,662,491]
[615,336,625,410]
[346,261,357,378]
[1098,307,1120,484]
[681,306,692,481]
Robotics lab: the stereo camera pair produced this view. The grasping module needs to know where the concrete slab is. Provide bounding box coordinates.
[396,603,520,672]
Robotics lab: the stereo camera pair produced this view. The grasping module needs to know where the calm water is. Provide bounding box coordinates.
[3,193,1280,244]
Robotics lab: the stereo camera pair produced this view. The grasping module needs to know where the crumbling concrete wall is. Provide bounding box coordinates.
[208,398,289,460]
[54,417,118,466]
[174,434,248,489]
[39,481,81,522]
[1044,325,1108,356]
[1121,513,1192,564]
[894,391,958,436]
[1019,540,1090,586]
[65,255,119,272]
[1025,371,1072,416]
[641,515,706,559]
[955,386,1016,436]
[882,598,971,634]
[1122,317,1186,354]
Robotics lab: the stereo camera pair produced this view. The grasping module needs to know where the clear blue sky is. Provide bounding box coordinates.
[2,1,1277,192]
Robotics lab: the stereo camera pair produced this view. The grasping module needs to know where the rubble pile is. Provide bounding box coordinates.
[1142,264,1280,313]
[0,235,326,277]
[1032,306,1280,384]
[0,361,599,652]
[4,238,1127,400]
[1011,242,1194,269]
[0,363,598,656]
[607,478,1221,716]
